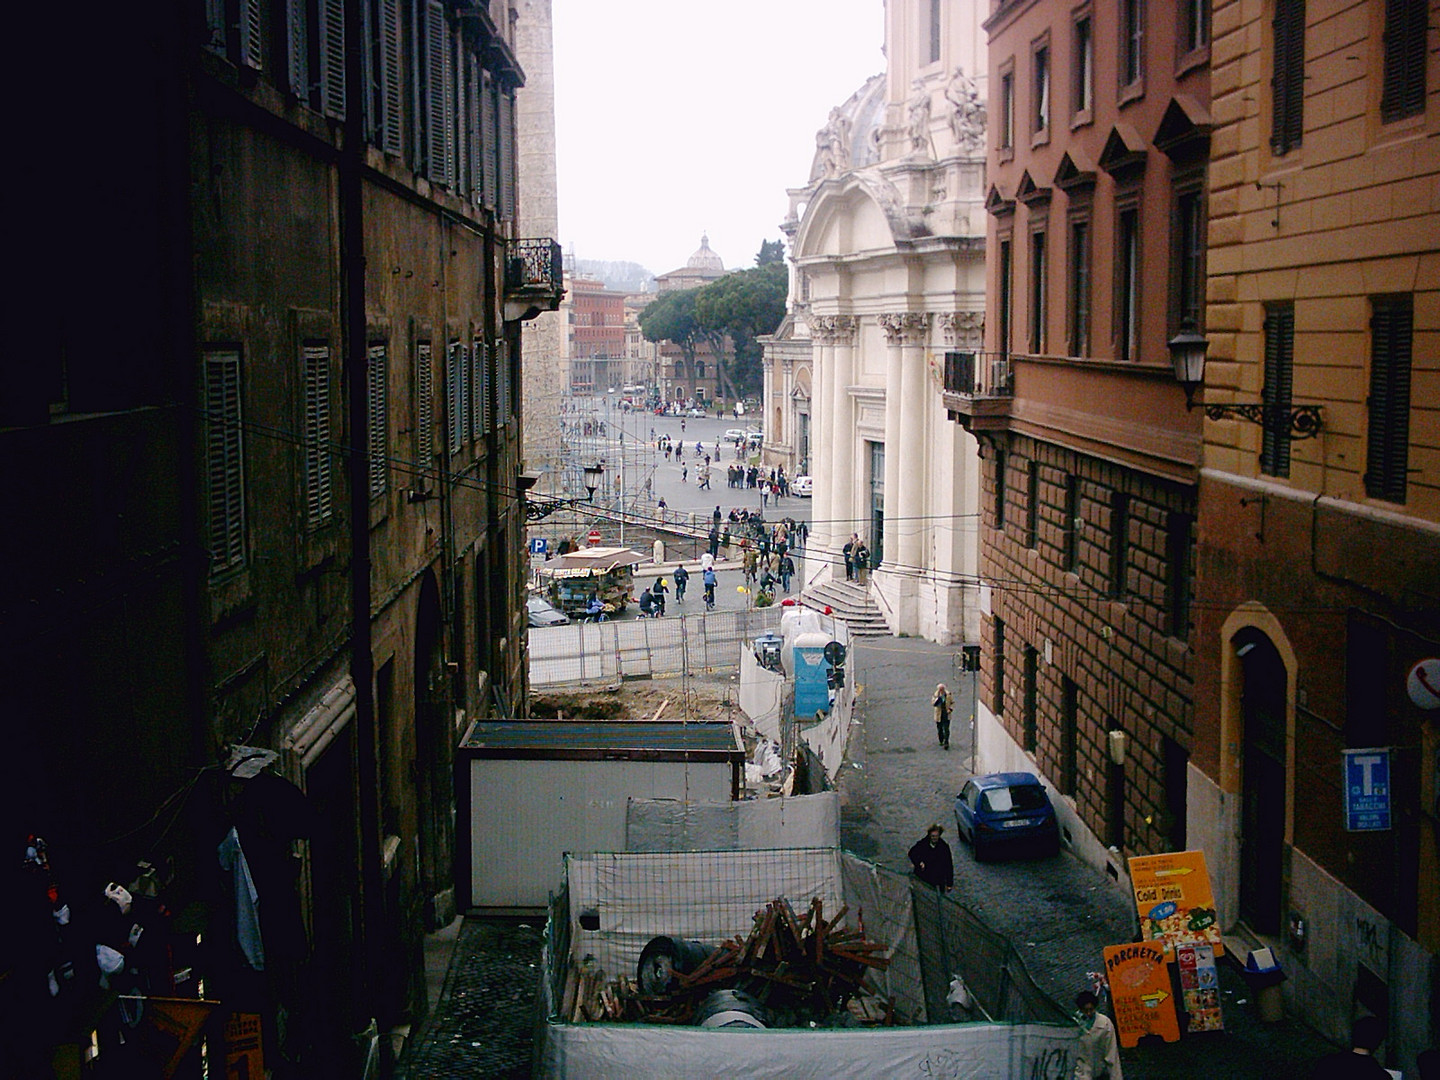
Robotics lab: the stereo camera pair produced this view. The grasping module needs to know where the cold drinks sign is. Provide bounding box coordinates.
[1343,747,1392,831]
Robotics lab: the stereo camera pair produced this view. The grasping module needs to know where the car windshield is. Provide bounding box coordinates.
[982,784,1047,813]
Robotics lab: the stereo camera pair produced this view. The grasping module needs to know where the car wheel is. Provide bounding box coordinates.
[972,836,989,863]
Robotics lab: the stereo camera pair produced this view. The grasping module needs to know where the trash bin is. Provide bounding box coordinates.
[1244,947,1287,1023]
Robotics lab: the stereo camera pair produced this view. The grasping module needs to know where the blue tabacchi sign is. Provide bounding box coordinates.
[1343,748,1391,832]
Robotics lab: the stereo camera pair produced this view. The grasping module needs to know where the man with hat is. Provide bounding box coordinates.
[908,825,954,892]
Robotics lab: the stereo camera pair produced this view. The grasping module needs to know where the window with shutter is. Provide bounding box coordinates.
[1270,0,1305,154]
[1022,645,1038,751]
[368,342,389,499]
[499,91,515,220]
[459,341,471,445]
[446,339,462,454]
[1116,204,1140,361]
[286,0,310,99]
[378,0,403,154]
[481,73,497,208]
[1261,304,1294,477]
[993,617,1006,715]
[473,337,489,436]
[239,0,264,70]
[204,349,246,576]
[466,55,483,202]
[1069,216,1091,355]
[500,341,512,427]
[994,447,1008,528]
[1029,227,1047,353]
[416,340,434,462]
[319,0,347,121]
[303,343,335,527]
[423,1,450,185]
[442,15,457,187]
[1365,295,1413,503]
[1025,459,1039,549]
[1120,0,1145,89]
[1381,0,1427,123]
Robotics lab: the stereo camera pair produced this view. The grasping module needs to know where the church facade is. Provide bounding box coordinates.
[789,0,988,644]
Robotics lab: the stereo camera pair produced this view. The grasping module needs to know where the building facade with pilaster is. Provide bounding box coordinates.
[791,0,988,643]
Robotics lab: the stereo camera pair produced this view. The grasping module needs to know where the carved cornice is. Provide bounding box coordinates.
[938,311,985,348]
[807,314,858,345]
[879,312,930,346]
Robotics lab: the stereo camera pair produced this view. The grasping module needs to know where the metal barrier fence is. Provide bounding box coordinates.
[909,877,1073,1026]
[529,607,787,687]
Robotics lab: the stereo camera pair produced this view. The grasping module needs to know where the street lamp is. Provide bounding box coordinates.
[521,461,605,521]
[1168,321,1323,440]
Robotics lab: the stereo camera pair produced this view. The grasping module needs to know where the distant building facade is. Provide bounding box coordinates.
[566,276,627,395]
[793,0,988,643]
[1191,0,1439,1065]
[654,235,730,404]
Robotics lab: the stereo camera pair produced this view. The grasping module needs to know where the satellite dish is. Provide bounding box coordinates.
[823,641,846,666]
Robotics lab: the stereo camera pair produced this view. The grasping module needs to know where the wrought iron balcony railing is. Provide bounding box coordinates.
[943,351,1014,397]
[504,238,564,322]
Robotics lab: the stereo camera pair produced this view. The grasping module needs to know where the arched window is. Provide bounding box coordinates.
[674,361,684,377]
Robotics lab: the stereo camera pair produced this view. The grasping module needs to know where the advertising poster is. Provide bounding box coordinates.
[1103,941,1181,1047]
[1128,850,1222,958]
[1177,943,1224,1032]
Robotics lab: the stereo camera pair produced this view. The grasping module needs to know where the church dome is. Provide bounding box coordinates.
[686,234,725,272]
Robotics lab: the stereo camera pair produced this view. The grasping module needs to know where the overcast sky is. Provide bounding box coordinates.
[551,0,885,277]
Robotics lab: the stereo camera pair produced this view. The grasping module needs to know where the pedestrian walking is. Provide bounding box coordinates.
[673,564,689,602]
[933,683,952,750]
[1073,990,1123,1080]
[778,553,794,593]
[854,539,870,584]
[652,577,668,616]
[842,534,856,580]
[681,464,688,484]
[907,825,953,892]
[707,526,720,559]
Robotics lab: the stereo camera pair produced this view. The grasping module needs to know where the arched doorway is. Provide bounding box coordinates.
[1236,627,1287,934]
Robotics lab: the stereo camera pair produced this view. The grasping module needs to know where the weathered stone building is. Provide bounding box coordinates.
[1190,0,1439,1065]
[2,0,556,1070]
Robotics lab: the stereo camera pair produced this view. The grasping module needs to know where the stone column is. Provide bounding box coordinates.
[807,317,833,558]
[829,316,858,572]
[881,312,929,572]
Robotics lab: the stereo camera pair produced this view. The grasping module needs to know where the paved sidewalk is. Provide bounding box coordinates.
[842,635,1340,1079]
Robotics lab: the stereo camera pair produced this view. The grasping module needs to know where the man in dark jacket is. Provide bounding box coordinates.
[908,825,954,891]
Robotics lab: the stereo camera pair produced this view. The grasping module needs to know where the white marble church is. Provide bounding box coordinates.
[780,0,987,644]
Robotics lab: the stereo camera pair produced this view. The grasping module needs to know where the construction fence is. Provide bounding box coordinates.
[537,847,1077,1079]
[529,607,786,688]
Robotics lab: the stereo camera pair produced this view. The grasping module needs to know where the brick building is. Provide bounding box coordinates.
[566,276,627,395]
[947,0,1209,877]
[1188,0,1440,1065]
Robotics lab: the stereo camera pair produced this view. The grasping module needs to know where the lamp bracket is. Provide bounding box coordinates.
[1202,402,1323,440]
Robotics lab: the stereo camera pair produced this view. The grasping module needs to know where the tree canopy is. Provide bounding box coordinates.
[639,252,789,399]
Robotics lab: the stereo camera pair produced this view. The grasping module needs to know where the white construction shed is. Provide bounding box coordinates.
[456,720,744,910]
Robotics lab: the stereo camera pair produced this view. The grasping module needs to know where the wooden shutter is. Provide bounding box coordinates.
[367,343,389,499]
[481,73,497,208]
[319,0,347,121]
[500,341,512,427]
[1261,304,1294,477]
[238,0,264,70]
[1366,296,1413,503]
[446,340,462,454]
[1381,0,1427,122]
[424,1,449,185]
[286,0,310,99]
[416,340,434,462]
[204,0,227,54]
[304,343,334,526]
[466,55,483,202]
[473,336,489,436]
[1270,0,1305,153]
[417,339,432,463]
[499,91,515,220]
[205,349,246,575]
[375,0,403,154]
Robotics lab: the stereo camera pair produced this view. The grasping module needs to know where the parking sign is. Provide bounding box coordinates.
[1343,748,1391,831]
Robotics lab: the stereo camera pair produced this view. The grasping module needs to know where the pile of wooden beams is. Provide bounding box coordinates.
[567,895,898,1027]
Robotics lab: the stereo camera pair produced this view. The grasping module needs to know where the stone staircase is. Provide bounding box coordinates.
[800,576,891,637]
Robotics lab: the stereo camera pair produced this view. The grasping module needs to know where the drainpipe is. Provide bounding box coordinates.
[342,0,384,1034]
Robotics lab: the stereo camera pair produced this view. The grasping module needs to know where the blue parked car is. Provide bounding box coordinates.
[954,772,1060,861]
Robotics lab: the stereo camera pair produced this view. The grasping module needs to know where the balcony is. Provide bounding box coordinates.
[504,238,564,322]
[939,350,1013,435]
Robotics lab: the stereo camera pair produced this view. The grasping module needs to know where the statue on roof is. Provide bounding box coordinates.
[907,80,933,156]
[945,66,986,155]
[812,106,853,181]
